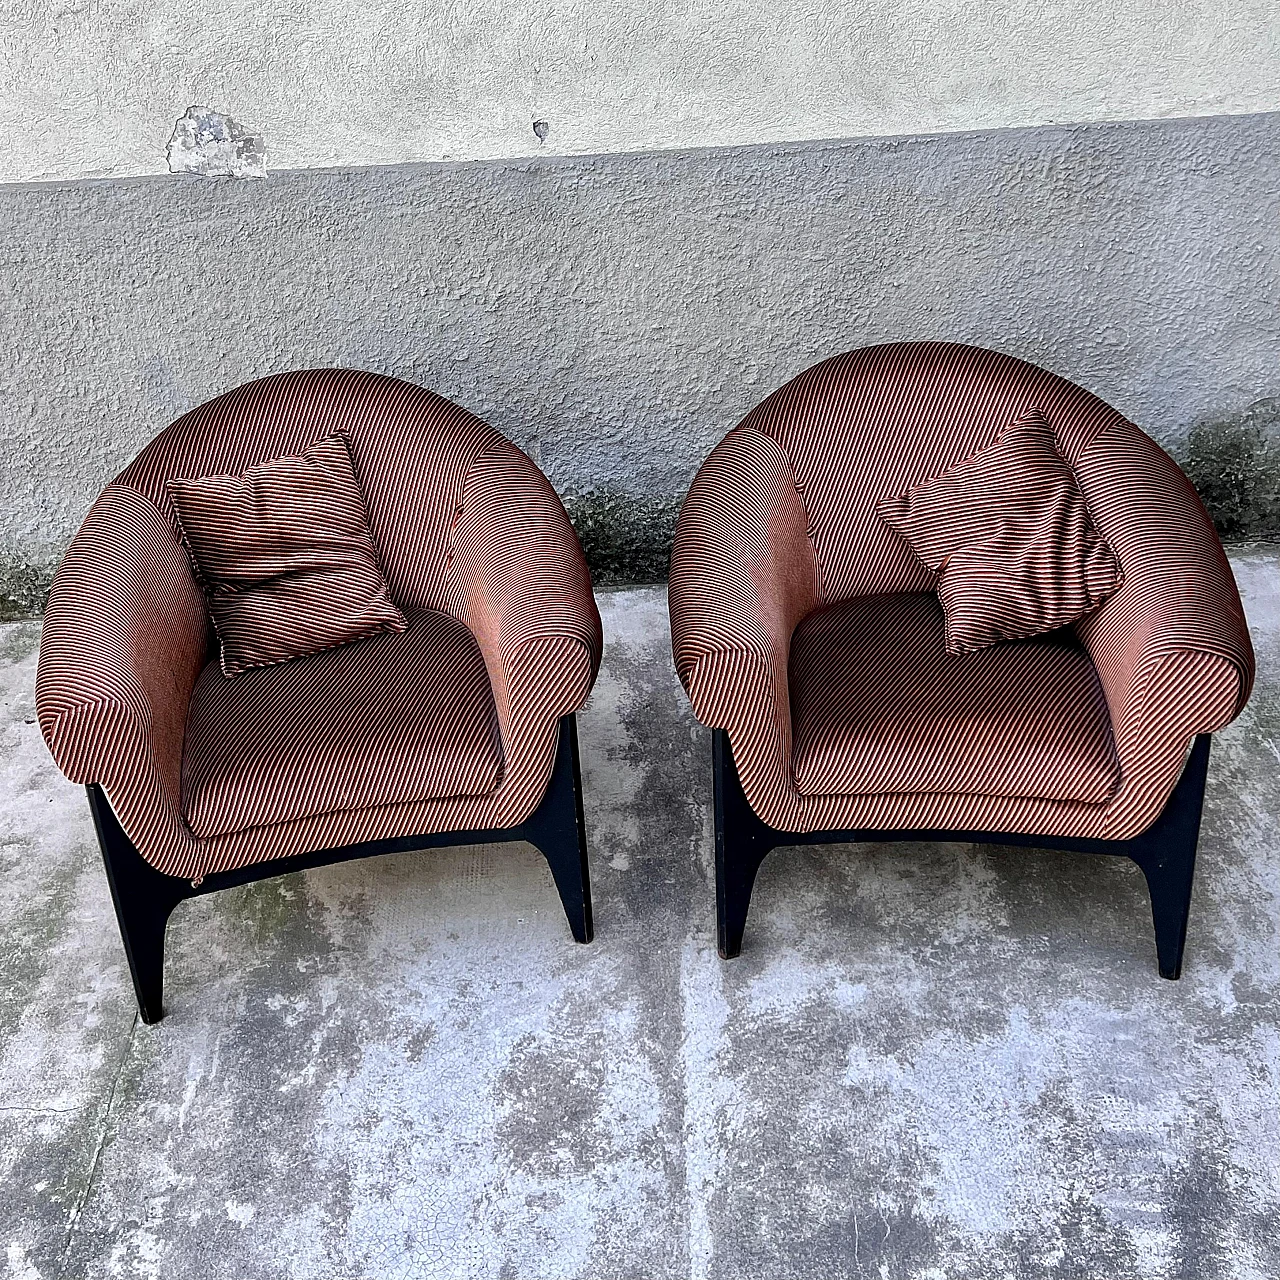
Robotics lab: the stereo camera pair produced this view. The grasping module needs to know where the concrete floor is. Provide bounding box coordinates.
[0,553,1277,1280]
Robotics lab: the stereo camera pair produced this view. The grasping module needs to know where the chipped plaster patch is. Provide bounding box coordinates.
[225,1199,256,1225]
[166,106,266,179]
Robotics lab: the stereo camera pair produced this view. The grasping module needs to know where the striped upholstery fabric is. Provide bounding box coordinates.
[168,432,407,676]
[36,369,602,880]
[877,409,1122,653]
[789,594,1120,802]
[669,341,1254,839]
[182,608,501,838]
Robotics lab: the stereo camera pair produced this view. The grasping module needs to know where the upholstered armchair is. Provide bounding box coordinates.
[37,369,603,1021]
[669,342,1254,977]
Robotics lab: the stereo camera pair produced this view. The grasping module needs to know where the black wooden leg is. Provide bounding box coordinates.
[86,784,188,1024]
[522,715,594,944]
[1124,734,1212,980]
[713,729,776,959]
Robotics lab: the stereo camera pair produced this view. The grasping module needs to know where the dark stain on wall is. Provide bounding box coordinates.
[563,489,683,588]
[1178,398,1280,540]
[0,557,55,622]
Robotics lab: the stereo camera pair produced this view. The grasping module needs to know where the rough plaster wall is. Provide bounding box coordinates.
[1,0,1279,183]
[2,110,1277,591]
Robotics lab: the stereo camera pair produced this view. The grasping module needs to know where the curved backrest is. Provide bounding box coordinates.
[115,368,504,614]
[737,342,1131,602]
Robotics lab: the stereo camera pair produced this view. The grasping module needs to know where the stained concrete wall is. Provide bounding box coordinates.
[2,0,1279,183]
[1,110,1279,608]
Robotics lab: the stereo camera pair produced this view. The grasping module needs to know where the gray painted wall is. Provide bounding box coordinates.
[1,110,1278,606]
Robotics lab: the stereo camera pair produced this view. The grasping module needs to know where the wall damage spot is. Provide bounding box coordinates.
[563,489,681,586]
[0,557,54,621]
[1180,398,1280,539]
[532,119,550,143]
[167,106,266,179]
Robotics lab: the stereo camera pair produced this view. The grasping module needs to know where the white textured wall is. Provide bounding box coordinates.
[2,0,1278,183]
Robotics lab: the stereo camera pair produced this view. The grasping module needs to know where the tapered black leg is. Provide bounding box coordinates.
[1125,734,1212,980]
[522,715,594,944]
[713,730,776,959]
[86,784,188,1023]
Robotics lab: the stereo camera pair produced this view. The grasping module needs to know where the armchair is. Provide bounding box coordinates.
[37,369,602,1021]
[669,342,1254,977]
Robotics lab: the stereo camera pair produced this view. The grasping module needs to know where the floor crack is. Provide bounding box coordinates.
[0,1105,82,1115]
[55,1011,139,1280]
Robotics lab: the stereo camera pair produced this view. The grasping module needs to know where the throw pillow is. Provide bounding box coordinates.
[876,409,1122,653]
[168,432,407,676]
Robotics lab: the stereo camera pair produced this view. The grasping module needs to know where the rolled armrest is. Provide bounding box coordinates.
[1073,423,1255,762]
[36,484,211,854]
[668,427,822,786]
[450,441,602,765]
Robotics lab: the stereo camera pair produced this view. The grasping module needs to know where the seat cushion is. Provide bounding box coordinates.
[182,608,503,838]
[789,593,1121,803]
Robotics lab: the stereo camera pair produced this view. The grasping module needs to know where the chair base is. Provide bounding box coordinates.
[712,729,1212,980]
[88,714,594,1024]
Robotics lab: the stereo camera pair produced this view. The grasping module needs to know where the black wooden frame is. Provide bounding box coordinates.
[88,714,593,1023]
[712,729,1212,980]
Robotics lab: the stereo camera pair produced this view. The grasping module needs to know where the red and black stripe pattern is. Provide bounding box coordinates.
[36,369,602,881]
[167,431,407,677]
[789,593,1120,803]
[876,408,1123,653]
[669,341,1254,839]
[181,608,503,838]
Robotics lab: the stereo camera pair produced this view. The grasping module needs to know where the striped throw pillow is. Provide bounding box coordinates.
[876,409,1122,654]
[168,432,407,677]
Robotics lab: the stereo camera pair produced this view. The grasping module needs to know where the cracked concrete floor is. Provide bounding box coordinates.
[1,553,1277,1280]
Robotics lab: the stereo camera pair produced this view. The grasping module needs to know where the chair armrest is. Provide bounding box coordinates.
[668,427,822,787]
[36,485,210,811]
[450,441,602,767]
[1073,424,1255,763]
